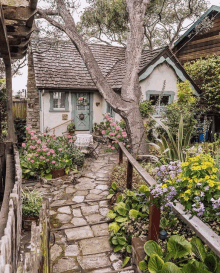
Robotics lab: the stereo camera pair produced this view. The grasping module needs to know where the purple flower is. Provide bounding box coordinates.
[205,186,209,191]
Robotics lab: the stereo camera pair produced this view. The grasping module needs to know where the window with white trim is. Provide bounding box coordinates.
[50,91,69,111]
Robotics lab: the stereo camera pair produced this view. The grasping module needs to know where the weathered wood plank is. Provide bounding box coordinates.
[0,3,11,61]
[127,160,133,190]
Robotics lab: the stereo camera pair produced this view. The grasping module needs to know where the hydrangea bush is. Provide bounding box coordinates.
[151,147,220,221]
[20,126,84,179]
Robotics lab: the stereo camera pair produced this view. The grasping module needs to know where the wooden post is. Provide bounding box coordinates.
[127,160,133,190]
[0,142,6,194]
[147,195,160,242]
[119,146,123,165]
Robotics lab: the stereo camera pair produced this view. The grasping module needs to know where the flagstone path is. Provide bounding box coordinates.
[25,145,134,273]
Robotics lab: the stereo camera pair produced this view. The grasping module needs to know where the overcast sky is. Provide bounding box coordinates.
[12,0,220,95]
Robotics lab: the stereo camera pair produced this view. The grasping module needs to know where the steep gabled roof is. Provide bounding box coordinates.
[174,5,220,47]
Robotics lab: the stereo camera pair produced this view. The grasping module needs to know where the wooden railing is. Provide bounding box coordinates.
[118,142,220,257]
[46,118,74,135]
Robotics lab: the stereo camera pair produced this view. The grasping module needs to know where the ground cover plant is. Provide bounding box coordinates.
[20,126,84,179]
[22,189,42,217]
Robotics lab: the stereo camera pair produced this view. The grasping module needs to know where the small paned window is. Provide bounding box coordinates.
[107,103,115,117]
[50,91,69,111]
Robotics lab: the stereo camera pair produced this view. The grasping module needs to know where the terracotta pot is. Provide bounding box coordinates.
[51,168,65,179]
[22,216,39,231]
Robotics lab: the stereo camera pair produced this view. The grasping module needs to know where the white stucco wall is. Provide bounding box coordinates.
[139,63,178,101]
[40,63,179,135]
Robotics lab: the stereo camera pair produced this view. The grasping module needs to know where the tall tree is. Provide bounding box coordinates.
[37,0,152,154]
[77,0,208,49]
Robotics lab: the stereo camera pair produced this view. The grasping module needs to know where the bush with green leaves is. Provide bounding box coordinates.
[139,100,154,119]
[139,236,220,273]
[107,183,150,267]
[22,189,42,217]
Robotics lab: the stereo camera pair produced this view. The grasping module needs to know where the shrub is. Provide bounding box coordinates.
[139,100,154,119]
[22,189,42,217]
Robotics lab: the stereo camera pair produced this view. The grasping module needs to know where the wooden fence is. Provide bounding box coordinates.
[0,143,6,197]
[12,100,27,119]
[118,142,220,257]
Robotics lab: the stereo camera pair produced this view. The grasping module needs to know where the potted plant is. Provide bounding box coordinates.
[22,189,42,231]
[67,122,75,135]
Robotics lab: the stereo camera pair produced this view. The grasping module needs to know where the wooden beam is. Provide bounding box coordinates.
[0,3,11,62]
[2,6,33,21]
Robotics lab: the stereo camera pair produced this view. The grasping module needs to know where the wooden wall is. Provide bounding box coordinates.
[174,12,220,64]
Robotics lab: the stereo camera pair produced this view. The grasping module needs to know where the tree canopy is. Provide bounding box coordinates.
[77,0,208,49]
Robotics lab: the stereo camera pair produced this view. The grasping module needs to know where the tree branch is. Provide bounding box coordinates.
[37,9,66,32]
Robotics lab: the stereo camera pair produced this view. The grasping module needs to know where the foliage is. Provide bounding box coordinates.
[160,81,198,138]
[185,55,220,112]
[139,100,154,119]
[96,113,130,151]
[67,122,75,132]
[107,184,150,266]
[14,118,26,146]
[150,115,192,163]
[22,189,42,217]
[77,0,207,49]
[139,235,220,273]
[0,83,7,140]
[151,147,220,222]
[20,126,84,179]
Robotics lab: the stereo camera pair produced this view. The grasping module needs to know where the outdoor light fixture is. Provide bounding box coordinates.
[96,102,100,106]
[159,230,168,240]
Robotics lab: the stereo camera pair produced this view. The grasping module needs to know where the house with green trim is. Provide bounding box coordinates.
[27,40,200,136]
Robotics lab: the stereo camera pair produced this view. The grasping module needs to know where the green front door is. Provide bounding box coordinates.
[72,92,91,131]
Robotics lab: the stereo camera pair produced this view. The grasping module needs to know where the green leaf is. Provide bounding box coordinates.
[122,257,130,267]
[191,237,206,262]
[109,189,114,194]
[107,194,114,199]
[65,166,70,174]
[161,262,181,273]
[114,245,123,252]
[205,254,217,272]
[45,174,52,179]
[138,185,150,194]
[139,261,148,271]
[144,240,163,258]
[115,216,127,223]
[107,210,117,219]
[117,236,127,245]
[111,182,117,190]
[129,209,139,219]
[167,235,191,259]
[148,254,164,273]
[109,222,120,233]
[182,261,211,273]
[111,236,118,245]
[126,245,132,253]
[115,202,128,216]
[117,194,124,203]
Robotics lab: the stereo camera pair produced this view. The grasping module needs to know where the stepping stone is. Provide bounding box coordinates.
[74,190,89,196]
[65,244,80,256]
[56,214,72,223]
[101,190,110,196]
[99,201,108,207]
[50,244,62,261]
[77,253,111,270]
[72,208,82,217]
[49,210,57,216]
[75,182,95,190]
[77,177,94,184]
[110,253,121,262]
[90,268,112,273]
[65,226,93,241]
[113,260,123,270]
[91,223,109,237]
[51,200,65,207]
[86,194,102,200]
[81,205,99,216]
[96,185,109,190]
[99,208,109,217]
[71,217,87,226]
[66,187,76,194]
[72,196,84,203]
[57,206,71,214]
[85,214,105,224]
[53,257,79,273]
[79,236,111,255]
[90,189,102,195]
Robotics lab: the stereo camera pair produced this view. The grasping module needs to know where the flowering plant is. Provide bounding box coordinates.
[77,96,88,106]
[97,113,130,151]
[20,126,84,179]
[151,152,220,221]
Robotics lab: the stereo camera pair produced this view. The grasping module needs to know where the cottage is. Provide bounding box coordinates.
[173,5,220,64]
[27,40,200,136]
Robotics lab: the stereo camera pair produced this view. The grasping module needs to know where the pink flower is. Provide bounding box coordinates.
[47,139,50,142]
[37,139,41,144]
[37,148,41,152]
[109,132,116,136]
[110,123,116,126]
[58,148,62,151]
[40,156,44,159]
[69,139,73,143]
[102,130,105,135]
[68,135,72,138]
[46,159,49,162]
[116,126,121,130]
[108,145,111,148]
[32,146,36,149]
[52,161,56,164]
[53,154,56,157]
[111,147,115,150]
[50,149,55,153]
[47,152,50,156]
[31,133,34,136]
[55,164,58,166]
[43,133,47,136]
[115,140,119,143]
[127,145,130,148]
[116,134,121,138]
[31,137,34,140]
[123,143,125,145]
[22,143,26,147]
[30,160,34,163]
[27,158,30,161]
[34,154,38,157]
[104,114,109,118]
[53,137,57,140]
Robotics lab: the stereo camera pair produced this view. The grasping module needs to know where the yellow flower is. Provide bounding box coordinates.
[218,185,220,190]
[188,184,192,188]
[185,189,191,194]
[162,184,167,188]
[184,196,189,201]
[209,182,214,187]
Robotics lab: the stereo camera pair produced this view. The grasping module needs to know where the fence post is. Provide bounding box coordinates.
[119,146,123,165]
[127,160,133,190]
[0,142,6,195]
[147,195,160,242]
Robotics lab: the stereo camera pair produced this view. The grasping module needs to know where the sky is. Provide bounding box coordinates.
[12,0,220,95]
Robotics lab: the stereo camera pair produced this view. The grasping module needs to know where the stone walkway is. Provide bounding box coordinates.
[23,145,134,273]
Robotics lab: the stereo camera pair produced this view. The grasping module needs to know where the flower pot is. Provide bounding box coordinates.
[51,168,65,179]
[22,216,39,231]
[68,131,75,136]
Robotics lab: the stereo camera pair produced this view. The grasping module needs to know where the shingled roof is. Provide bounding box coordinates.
[31,40,165,90]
